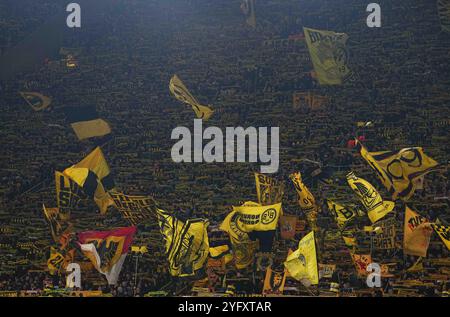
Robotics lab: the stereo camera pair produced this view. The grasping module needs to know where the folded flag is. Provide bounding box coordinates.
[64,106,111,140]
[77,226,136,285]
[346,172,395,223]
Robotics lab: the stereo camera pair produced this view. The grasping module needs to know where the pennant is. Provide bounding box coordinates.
[263,267,287,295]
[240,0,256,28]
[346,172,395,223]
[326,199,356,228]
[284,231,319,285]
[19,92,51,111]
[356,141,438,201]
[157,209,209,277]
[64,147,115,214]
[110,192,157,225]
[77,226,136,285]
[438,0,450,32]
[431,224,450,250]
[290,172,318,231]
[64,106,111,140]
[403,206,432,257]
[169,75,214,120]
[303,27,353,85]
[254,172,284,206]
[279,215,297,240]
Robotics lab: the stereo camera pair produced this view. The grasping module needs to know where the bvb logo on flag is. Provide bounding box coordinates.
[261,208,277,225]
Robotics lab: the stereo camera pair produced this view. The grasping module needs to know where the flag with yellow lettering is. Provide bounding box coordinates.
[157,209,210,277]
[326,199,356,228]
[346,172,395,223]
[284,231,319,285]
[110,192,157,225]
[356,141,438,201]
[303,27,353,85]
[169,75,214,120]
[254,173,284,206]
[431,224,450,251]
[403,206,432,257]
[55,171,86,218]
[438,0,450,32]
[290,172,318,231]
[19,92,52,111]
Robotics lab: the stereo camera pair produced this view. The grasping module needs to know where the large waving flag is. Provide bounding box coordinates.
[290,172,318,231]
[356,140,438,201]
[77,226,136,285]
[403,206,432,257]
[303,27,353,85]
[255,173,284,206]
[63,106,111,141]
[346,172,395,223]
[157,209,209,277]
[63,147,115,214]
[19,92,52,111]
[169,75,214,120]
[284,231,319,285]
[55,171,86,218]
[326,199,356,229]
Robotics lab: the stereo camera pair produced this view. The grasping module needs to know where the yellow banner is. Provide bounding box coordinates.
[230,202,282,232]
[254,173,284,206]
[290,172,318,231]
[284,231,319,285]
[303,27,352,85]
[326,200,356,228]
[346,172,395,223]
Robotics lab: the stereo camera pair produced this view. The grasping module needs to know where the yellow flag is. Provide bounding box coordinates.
[403,206,432,257]
[19,92,52,111]
[157,209,209,277]
[356,141,438,201]
[284,231,319,285]
[326,199,356,228]
[290,172,318,231]
[254,173,284,206]
[346,172,395,223]
[431,224,450,251]
[169,75,214,120]
[230,202,282,232]
[303,27,353,85]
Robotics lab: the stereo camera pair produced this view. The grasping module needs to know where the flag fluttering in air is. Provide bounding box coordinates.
[169,75,214,120]
[63,106,111,141]
[326,199,356,229]
[284,231,319,285]
[303,27,353,85]
[19,92,52,111]
[63,147,115,214]
[356,140,438,201]
[77,226,136,285]
[431,224,450,251]
[241,0,256,28]
[157,209,210,277]
[42,204,72,246]
[290,172,318,231]
[346,172,395,223]
[403,206,432,257]
[255,173,284,206]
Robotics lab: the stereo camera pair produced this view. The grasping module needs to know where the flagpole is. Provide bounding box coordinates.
[133,254,139,296]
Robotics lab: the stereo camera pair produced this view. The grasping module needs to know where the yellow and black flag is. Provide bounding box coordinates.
[240,0,256,28]
[110,192,157,225]
[326,199,356,229]
[157,209,210,277]
[63,147,115,214]
[438,0,450,33]
[42,204,72,245]
[254,173,284,206]
[64,106,111,141]
[19,92,51,111]
[263,267,287,295]
[303,27,353,85]
[55,171,86,218]
[169,75,214,120]
[284,231,319,285]
[431,224,450,251]
[346,172,395,223]
[356,141,438,201]
[290,172,318,231]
